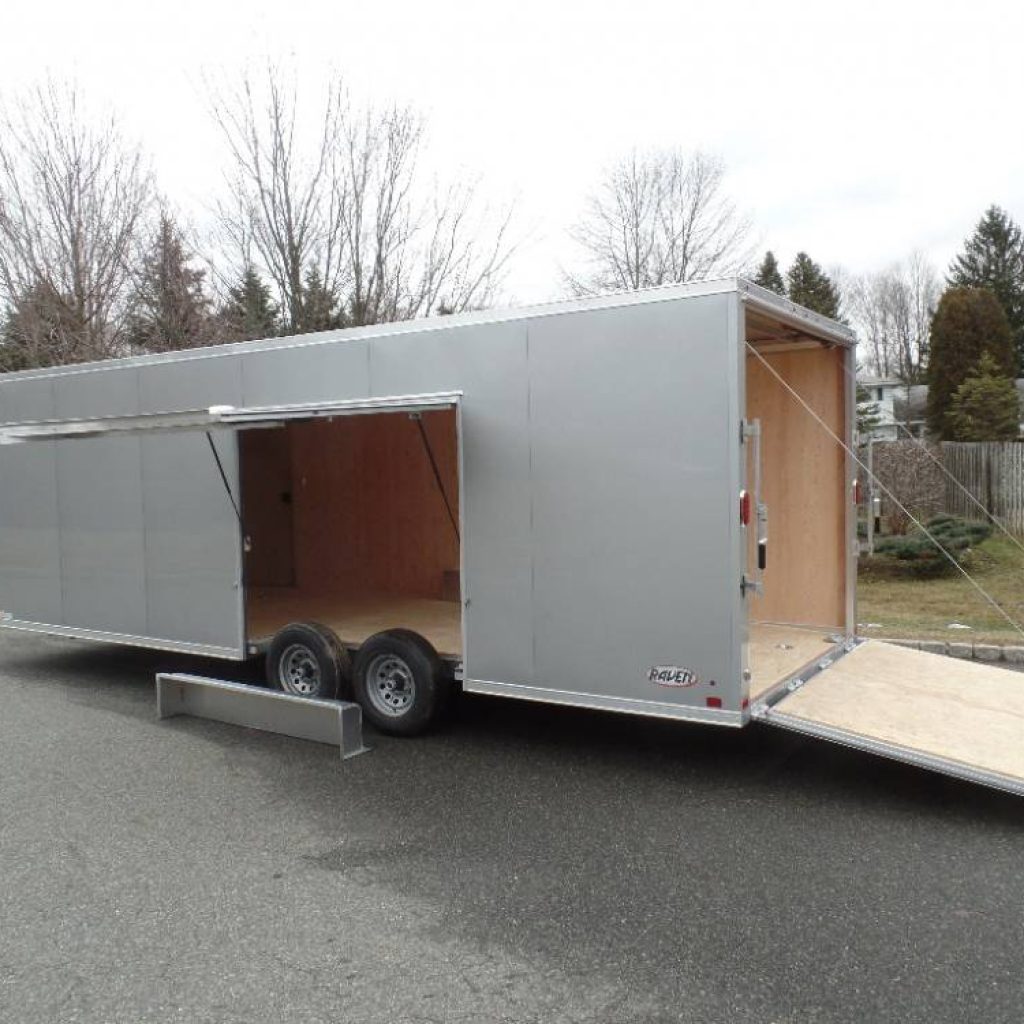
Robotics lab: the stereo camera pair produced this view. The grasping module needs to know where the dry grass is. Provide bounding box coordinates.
[857,535,1024,645]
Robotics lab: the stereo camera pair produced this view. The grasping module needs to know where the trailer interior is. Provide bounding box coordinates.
[239,408,462,661]
[744,308,850,700]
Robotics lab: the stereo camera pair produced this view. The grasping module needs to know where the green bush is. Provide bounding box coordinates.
[874,514,991,576]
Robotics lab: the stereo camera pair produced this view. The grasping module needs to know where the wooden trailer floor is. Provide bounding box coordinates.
[748,623,840,700]
[246,588,463,660]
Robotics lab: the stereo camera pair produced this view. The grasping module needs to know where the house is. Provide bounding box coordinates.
[857,375,915,440]
[891,380,1024,440]
[858,375,1024,441]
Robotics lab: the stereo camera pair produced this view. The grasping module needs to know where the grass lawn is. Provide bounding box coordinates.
[857,534,1024,645]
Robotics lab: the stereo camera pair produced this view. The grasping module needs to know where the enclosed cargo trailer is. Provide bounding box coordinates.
[1,279,1022,794]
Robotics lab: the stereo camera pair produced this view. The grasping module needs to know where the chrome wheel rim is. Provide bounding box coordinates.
[365,653,416,717]
[279,644,322,696]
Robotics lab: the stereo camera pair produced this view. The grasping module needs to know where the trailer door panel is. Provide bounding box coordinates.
[758,640,1024,796]
[0,428,245,657]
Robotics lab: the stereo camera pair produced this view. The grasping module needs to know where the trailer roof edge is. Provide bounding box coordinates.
[739,279,856,349]
[0,278,854,383]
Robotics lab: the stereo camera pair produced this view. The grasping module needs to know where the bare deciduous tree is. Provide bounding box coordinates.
[210,67,515,334]
[0,83,153,366]
[844,252,940,382]
[564,149,752,296]
[210,70,343,333]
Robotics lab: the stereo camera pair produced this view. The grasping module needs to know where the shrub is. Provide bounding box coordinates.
[874,514,991,576]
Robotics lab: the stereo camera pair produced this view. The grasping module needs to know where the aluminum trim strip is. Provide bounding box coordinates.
[750,639,855,711]
[0,392,463,436]
[0,617,245,660]
[739,279,856,347]
[464,678,745,727]
[219,391,462,423]
[762,708,1024,798]
[0,409,222,442]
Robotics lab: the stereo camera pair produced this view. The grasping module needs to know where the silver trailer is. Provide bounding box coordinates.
[1,279,1023,793]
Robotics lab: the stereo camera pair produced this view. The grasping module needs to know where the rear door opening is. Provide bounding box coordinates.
[743,322,853,703]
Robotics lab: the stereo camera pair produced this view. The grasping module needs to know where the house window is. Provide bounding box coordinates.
[876,387,884,402]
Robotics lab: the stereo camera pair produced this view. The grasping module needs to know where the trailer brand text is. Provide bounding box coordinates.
[648,666,699,687]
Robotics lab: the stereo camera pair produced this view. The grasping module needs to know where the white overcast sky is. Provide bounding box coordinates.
[5,0,1023,303]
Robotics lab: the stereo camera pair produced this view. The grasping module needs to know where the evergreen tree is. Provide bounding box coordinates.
[786,253,841,319]
[126,214,212,353]
[220,266,279,341]
[948,205,1024,369]
[856,381,882,437]
[753,251,786,295]
[297,266,343,334]
[947,352,1021,441]
[0,305,32,372]
[0,282,85,370]
[926,287,1015,438]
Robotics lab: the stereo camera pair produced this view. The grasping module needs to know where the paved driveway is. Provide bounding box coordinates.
[2,634,1023,1023]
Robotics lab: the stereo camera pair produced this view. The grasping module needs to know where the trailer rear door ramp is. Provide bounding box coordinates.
[156,673,368,759]
[753,640,1024,797]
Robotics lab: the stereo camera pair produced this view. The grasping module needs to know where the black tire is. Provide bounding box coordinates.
[266,622,351,701]
[352,629,447,735]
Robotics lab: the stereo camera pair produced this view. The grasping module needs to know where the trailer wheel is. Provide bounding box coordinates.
[267,622,350,701]
[352,629,446,735]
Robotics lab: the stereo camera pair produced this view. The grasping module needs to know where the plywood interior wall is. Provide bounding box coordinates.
[239,427,295,587]
[745,344,847,629]
[240,409,460,602]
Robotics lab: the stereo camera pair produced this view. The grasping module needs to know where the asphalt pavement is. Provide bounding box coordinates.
[2,633,1023,1024]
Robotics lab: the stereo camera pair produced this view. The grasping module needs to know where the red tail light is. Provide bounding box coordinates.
[739,490,751,525]
[706,696,723,709]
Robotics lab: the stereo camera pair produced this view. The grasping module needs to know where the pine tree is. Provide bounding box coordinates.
[753,251,786,295]
[0,305,32,372]
[220,266,279,341]
[947,352,1021,441]
[297,266,343,334]
[786,253,841,319]
[126,214,212,353]
[856,382,882,437]
[0,282,86,370]
[948,205,1024,369]
[926,287,1015,438]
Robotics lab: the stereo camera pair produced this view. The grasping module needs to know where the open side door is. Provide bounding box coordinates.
[753,640,1024,797]
[0,391,462,662]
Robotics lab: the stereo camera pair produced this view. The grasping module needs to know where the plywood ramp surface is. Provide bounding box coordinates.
[247,588,462,659]
[777,641,1024,780]
[748,623,839,699]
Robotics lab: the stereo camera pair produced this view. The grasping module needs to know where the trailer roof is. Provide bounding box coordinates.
[0,277,855,383]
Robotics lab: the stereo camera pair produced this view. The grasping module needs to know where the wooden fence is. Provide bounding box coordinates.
[942,442,1024,535]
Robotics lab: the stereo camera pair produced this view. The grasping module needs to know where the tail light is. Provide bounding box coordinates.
[740,490,751,525]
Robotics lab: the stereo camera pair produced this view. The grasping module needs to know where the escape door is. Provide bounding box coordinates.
[756,640,1024,797]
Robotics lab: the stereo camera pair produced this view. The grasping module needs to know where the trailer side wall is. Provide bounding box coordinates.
[0,290,743,718]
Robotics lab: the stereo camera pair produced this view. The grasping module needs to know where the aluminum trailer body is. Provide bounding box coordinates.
[3,279,1024,798]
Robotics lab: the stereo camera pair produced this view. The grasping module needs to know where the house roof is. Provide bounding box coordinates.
[892,380,1024,422]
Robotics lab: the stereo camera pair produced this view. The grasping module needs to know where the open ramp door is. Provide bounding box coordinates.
[754,640,1024,797]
